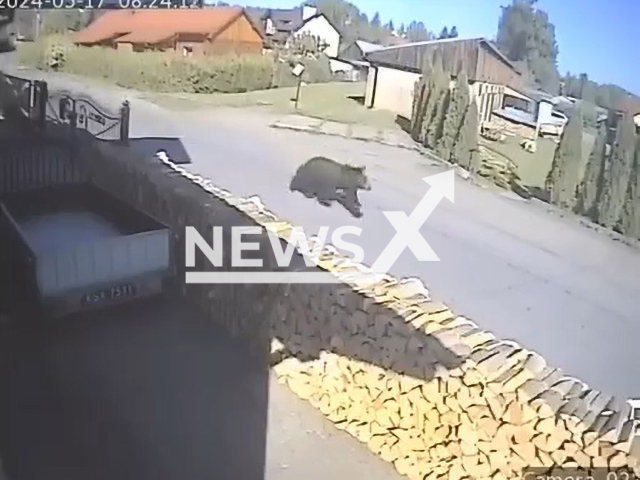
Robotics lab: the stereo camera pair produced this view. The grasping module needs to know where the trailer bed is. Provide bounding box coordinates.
[0,183,172,318]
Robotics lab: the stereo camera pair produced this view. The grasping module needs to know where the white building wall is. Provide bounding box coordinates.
[294,15,341,58]
[367,66,421,119]
[536,100,554,125]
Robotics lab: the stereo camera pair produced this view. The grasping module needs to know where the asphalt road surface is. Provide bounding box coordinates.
[173,108,640,401]
[3,67,640,402]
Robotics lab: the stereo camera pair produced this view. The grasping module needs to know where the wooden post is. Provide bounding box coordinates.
[35,79,47,130]
[119,100,130,144]
[294,78,302,110]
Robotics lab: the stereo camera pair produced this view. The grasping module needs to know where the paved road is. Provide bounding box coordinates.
[4,67,640,401]
[0,296,401,480]
[163,107,640,401]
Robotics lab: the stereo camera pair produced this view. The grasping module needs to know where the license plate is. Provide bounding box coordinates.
[81,283,137,305]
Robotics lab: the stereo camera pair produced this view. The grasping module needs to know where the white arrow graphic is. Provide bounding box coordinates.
[370,169,455,274]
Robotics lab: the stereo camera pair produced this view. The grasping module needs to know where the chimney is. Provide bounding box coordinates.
[302,5,317,21]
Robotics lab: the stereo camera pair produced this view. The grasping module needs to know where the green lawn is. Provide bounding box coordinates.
[139,81,400,130]
[480,131,596,189]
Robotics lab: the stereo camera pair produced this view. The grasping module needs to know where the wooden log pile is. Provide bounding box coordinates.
[154,154,640,480]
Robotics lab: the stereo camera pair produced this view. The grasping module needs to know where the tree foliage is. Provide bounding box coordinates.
[496,0,560,94]
[454,100,480,171]
[437,72,469,161]
[545,106,583,209]
[562,72,639,112]
[406,21,432,42]
[310,0,432,45]
[598,115,637,228]
[410,67,479,171]
[575,122,608,220]
[619,139,640,238]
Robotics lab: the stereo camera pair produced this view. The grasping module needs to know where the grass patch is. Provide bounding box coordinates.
[141,81,400,130]
[481,131,596,189]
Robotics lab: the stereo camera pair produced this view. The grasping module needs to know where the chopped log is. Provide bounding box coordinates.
[537,449,554,468]
[448,441,462,457]
[509,450,528,471]
[487,393,508,420]
[535,417,558,435]
[379,442,400,463]
[488,450,509,471]
[441,410,461,426]
[531,390,564,418]
[517,379,547,402]
[505,401,525,425]
[447,377,463,395]
[445,396,461,413]
[462,368,484,387]
[477,417,499,439]
[368,435,386,455]
[511,422,537,444]
[491,424,512,451]
[609,452,629,469]
[449,462,468,480]
[573,449,592,469]
[461,454,479,474]
[477,440,492,455]
[422,380,442,399]
[468,404,492,421]
[593,456,609,468]
[550,449,567,465]
[461,441,479,456]
[512,443,536,464]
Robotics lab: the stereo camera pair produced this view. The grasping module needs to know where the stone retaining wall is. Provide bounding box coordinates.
[83,137,640,480]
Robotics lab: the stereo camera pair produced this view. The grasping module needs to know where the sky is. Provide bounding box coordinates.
[238,0,640,96]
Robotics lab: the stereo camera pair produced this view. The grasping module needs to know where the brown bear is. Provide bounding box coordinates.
[289,156,371,218]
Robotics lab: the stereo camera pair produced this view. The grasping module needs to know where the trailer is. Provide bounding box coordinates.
[0,183,172,318]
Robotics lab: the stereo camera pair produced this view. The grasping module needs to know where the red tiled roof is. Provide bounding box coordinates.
[74,7,248,45]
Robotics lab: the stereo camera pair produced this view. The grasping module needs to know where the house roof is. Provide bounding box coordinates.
[356,40,384,54]
[74,7,261,45]
[246,6,305,34]
[366,36,517,73]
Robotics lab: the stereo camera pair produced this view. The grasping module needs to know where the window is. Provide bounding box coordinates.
[182,46,193,57]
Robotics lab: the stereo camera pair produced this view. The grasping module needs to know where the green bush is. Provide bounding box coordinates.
[18,36,274,93]
[18,35,334,94]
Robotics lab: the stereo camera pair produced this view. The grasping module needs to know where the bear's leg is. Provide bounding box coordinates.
[340,189,363,217]
[316,186,336,207]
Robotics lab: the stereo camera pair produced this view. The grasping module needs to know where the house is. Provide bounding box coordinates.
[73,7,265,56]
[247,5,340,58]
[332,40,384,82]
[364,37,523,121]
[493,87,568,137]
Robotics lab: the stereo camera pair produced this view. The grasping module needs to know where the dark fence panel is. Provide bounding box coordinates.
[0,73,47,126]
[46,90,130,143]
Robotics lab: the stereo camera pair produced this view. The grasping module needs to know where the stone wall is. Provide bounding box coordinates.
[82,136,640,480]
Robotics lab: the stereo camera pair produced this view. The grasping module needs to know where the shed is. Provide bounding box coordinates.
[364,37,522,121]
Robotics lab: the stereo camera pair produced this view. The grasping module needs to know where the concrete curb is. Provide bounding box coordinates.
[270,122,421,152]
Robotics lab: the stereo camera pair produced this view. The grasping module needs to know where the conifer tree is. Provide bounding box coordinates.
[454,98,479,171]
[575,121,607,220]
[598,114,636,228]
[545,107,583,209]
[438,72,469,162]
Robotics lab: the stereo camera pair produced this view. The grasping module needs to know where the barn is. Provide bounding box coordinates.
[364,37,524,122]
[73,7,265,56]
